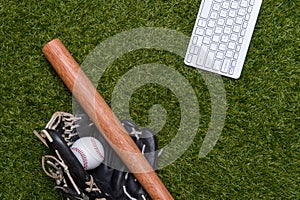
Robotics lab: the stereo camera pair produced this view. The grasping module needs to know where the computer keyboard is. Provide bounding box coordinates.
[184,0,262,79]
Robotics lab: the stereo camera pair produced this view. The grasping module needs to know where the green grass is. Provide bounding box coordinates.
[0,0,299,199]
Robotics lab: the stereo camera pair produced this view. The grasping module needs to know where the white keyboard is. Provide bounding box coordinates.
[184,0,262,79]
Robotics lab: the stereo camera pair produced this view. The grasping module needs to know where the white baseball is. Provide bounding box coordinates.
[71,137,105,170]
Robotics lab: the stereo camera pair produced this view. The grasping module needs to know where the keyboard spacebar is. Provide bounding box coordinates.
[200,0,213,18]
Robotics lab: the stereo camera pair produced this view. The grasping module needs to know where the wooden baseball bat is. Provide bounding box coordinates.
[42,38,173,200]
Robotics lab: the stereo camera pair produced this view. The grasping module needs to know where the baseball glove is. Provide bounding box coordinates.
[34,112,158,200]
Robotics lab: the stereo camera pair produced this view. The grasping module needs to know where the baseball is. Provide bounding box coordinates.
[71,137,105,170]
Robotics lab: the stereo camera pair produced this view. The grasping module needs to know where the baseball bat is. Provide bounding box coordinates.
[42,38,173,200]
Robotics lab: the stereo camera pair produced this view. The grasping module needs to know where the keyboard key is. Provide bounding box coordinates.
[230,33,238,41]
[221,35,229,43]
[216,51,224,60]
[221,58,231,73]
[186,54,193,63]
[206,28,213,36]
[198,19,206,27]
[217,18,225,26]
[229,61,237,74]
[231,1,239,9]
[192,36,198,44]
[200,1,212,18]
[222,1,230,9]
[212,35,220,42]
[234,53,239,59]
[207,20,216,28]
[228,10,237,18]
[189,45,199,54]
[236,16,243,24]
[245,14,251,21]
[240,1,248,8]
[228,66,235,75]
[216,51,224,59]
[213,60,222,71]
[240,29,246,36]
[250,0,255,6]
[195,27,204,36]
[224,26,231,34]
[210,11,218,19]
[210,42,218,51]
[212,3,221,11]
[196,45,209,66]
[215,26,223,34]
[226,50,234,58]
[205,52,215,68]
[219,43,226,51]
[233,25,241,33]
[220,10,227,18]
[203,36,211,44]
[248,6,253,13]
[238,8,246,16]
[232,60,237,67]
[226,18,234,26]
[238,37,244,44]
[228,41,236,49]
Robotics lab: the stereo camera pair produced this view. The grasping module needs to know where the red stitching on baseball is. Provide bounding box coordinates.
[91,138,104,160]
[71,147,88,170]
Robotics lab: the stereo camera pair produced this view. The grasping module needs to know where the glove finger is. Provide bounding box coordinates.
[125,173,148,200]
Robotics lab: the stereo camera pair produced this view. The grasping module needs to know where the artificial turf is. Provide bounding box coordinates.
[0,0,299,199]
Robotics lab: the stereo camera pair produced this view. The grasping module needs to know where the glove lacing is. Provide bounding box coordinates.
[35,112,107,200]
[46,112,81,146]
[42,152,106,200]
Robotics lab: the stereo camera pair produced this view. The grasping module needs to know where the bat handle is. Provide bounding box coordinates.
[42,38,173,200]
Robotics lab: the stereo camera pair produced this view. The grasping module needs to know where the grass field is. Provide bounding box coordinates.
[0,0,299,199]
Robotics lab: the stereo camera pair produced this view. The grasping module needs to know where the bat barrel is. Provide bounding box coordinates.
[42,38,173,200]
